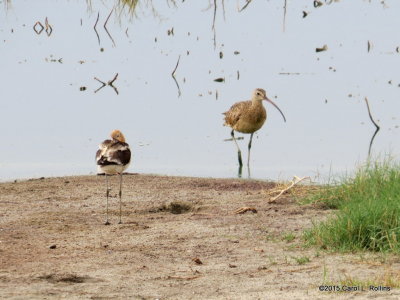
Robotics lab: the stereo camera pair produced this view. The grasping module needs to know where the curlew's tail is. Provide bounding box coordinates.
[222,112,229,127]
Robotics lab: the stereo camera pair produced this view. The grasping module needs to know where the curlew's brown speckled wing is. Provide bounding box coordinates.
[223,100,251,127]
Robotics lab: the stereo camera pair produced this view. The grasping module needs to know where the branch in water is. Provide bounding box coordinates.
[364,97,380,157]
[239,0,253,12]
[104,8,116,47]
[171,55,181,77]
[171,56,182,97]
[94,12,100,45]
[108,73,119,85]
[364,97,380,131]
[94,73,119,95]
[283,0,287,32]
[212,0,217,49]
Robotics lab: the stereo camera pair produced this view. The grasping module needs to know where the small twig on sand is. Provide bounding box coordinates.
[268,176,311,202]
[234,207,257,214]
[166,275,201,280]
[286,265,319,272]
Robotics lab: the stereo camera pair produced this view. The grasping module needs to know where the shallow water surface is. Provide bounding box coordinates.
[1,0,400,182]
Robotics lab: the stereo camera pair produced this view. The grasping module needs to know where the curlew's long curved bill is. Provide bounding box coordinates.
[265,97,286,122]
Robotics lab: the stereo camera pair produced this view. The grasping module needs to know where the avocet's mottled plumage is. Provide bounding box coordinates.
[96,130,131,175]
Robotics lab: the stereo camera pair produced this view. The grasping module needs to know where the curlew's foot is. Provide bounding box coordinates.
[104,221,111,225]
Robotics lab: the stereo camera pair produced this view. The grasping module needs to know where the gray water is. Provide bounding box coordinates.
[1,0,400,182]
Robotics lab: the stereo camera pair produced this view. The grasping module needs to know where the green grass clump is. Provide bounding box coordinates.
[282,232,296,243]
[293,256,310,265]
[304,159,400,253]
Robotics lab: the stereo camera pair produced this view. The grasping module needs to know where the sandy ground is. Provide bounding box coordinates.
[0,174,399,299]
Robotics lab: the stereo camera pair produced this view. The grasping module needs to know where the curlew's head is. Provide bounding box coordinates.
[252,88,286,122]
[252,88,268,102]
[110,129,126,143]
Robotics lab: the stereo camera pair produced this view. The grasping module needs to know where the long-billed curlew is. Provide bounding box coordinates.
[223,88,286,168]
[96,130,131,225]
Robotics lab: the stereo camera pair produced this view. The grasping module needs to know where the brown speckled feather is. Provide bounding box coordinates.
[223,100,266,134]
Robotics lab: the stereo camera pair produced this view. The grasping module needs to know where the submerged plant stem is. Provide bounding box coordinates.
[364,97,380,157]
[171,55,181,97]
[104,8,116,47]
[94,12,100,45]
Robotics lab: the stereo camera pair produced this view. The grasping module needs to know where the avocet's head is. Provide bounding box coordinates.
[110,129,126,143]
[252,88,286,122]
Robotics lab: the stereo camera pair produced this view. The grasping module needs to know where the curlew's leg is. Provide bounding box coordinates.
[105,174,110,225]
[247,133,254,167]
[118,172,123,224]
[231,130,243,167]
[238,164,243,178]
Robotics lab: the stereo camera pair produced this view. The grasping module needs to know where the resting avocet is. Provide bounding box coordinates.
[96,130,131,225]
